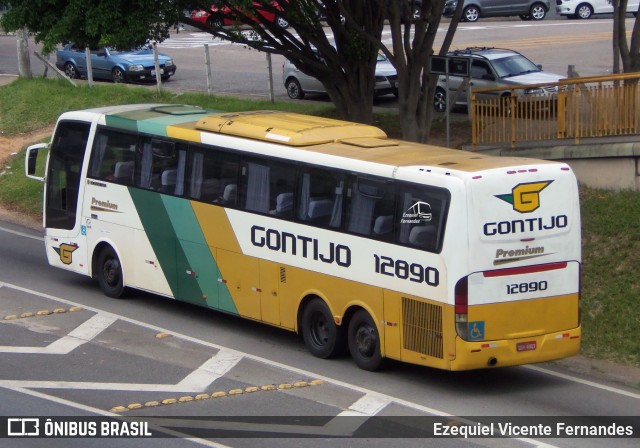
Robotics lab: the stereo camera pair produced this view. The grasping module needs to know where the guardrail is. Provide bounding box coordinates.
[471,72,640,149]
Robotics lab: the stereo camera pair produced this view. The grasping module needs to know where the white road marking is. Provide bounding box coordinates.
[0,281,633,446]
[524,364,640,400]
[175,350,243,390]
[0,226,43,241]
[339,393,390,416]
[0,314,118,354]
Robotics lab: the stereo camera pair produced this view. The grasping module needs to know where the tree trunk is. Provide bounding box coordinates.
[16,27,32,78]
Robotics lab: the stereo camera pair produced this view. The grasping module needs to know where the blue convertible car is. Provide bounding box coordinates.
[56,43,177,83]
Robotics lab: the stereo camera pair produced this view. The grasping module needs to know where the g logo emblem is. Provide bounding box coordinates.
[496,181,553,213]
[54,243,79,265]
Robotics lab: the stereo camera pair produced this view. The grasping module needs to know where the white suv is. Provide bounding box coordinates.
[555,0,639,19]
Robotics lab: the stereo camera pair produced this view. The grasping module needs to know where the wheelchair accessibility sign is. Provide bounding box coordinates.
[468,321,485,341]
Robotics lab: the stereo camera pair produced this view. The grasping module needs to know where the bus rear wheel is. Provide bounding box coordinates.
[301,298,345,359]
[348,310,383,371]
[97,246,125,298]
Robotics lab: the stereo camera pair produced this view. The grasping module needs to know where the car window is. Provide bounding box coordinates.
[470,60,492,79]
[491,55,540,78]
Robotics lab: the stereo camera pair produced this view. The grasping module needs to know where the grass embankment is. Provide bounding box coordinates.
[1,78,638,368]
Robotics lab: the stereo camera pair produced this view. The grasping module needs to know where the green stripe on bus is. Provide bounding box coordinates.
[104,115,139,133]
[105,109,207,137]
[129,188,238,314]
[161,195,238,314]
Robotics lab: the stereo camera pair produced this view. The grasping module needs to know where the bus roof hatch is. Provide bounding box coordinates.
[195,111,387,146]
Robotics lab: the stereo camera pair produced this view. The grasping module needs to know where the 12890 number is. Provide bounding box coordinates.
[506,281,548,295]
[374,255,439,286]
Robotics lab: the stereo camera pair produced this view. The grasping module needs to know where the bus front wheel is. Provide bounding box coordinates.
[301,298,345,359]
[348,310,383,371]
[97,246,125,298]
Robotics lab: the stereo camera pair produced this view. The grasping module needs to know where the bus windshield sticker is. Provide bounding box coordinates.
[401,201,432,224]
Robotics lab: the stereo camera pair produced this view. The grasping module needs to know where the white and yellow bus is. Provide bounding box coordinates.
[25,104,581,371]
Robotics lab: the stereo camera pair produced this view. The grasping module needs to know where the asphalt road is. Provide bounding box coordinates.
[1,218,639,447]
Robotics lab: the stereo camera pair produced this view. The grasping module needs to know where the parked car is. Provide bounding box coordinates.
[191,1,289,29]
[433,47,564,112]
[283,52,398,100]
[443,0,550,22]
[56,43,176,83]
[555,0,639,19]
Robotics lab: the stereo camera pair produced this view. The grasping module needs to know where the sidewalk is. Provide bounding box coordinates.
[0,74,18,86]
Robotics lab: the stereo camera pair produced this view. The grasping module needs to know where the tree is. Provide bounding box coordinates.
[610,0,640,73]
[371,0,464,142]
[184,0,386,125]
[185,1,464,142]
[2,1,464,142]
[0,0,186,53]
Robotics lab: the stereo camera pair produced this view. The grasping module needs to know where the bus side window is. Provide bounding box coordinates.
[137,138,186,195]
[297,168,345,228]
[242,159,296,216]
[88,128,137,185]
[188,147,240,205]
[397,185,449,252]
[347,177,395,239]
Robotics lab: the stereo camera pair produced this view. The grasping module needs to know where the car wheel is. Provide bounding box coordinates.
[529,3,547,20]
[575,3,593,19]
[275,15,289,29]
[348,310,383,371]
[64,62,78,79]
[301,298,346,359]
[434,87,447,113]
[97,246,126,298]
[112,67,125,83]
[286,78,305,99]
[462,6,480,22]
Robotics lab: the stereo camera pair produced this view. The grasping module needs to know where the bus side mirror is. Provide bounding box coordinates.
[25,143,49,181]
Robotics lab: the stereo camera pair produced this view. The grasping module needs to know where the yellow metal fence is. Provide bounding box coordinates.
[471,72,640,149]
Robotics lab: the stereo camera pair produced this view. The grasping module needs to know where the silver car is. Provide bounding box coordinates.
[443,0,550,22]
[283,52,398,99]
[433,47,564,112]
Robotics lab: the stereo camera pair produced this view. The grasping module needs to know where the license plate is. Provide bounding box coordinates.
[151,69,164,76]
[517,341,537,352]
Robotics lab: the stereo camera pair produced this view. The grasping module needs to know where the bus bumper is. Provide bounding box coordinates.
[450,326,581,370]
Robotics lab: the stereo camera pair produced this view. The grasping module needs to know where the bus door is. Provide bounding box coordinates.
[217,249,261,321]
[43,121,92,274]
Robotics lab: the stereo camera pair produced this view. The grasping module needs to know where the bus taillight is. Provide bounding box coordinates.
[455,276,468,340]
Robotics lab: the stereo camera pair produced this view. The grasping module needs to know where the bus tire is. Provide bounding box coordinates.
[348,310,383,371]
[301,298,345,359]
[97,246,126,298]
